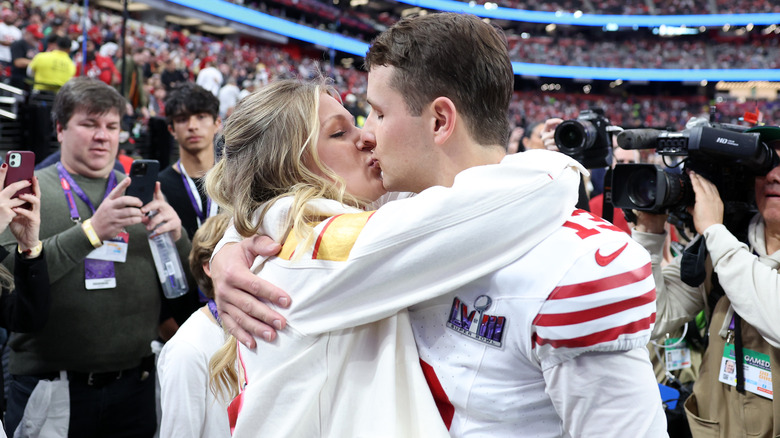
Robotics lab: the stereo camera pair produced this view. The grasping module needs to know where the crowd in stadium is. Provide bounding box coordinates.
[441,0,780,14]
[508,35,780,70]
[2,0,777,143]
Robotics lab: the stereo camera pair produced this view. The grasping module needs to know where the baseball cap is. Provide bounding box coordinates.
[25,24,44,39]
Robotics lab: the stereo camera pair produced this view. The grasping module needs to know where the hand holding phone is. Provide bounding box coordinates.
[1,151,41,247]
[126,159,160,206]
[4,151,35,208]
[4,151,35,196]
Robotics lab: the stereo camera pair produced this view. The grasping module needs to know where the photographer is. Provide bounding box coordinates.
[632,152,780,437]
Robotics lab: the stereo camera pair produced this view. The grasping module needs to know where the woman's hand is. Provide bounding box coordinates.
[9,176,42,252]
[0,163,32,238]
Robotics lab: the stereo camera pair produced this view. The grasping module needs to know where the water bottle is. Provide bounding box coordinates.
[147,228,189,299]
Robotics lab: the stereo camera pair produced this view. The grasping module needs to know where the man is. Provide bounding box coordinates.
[633,127,780,436]
[9,24,42,91]
[195,56,222,97]
[217,76,240,119]
[28,35,75,92]
[75,39,120,86]
[212,13,666,437]
[160,83,221,239]
[160,57,187,92]
[158,83,221,324]
[116,45,149,116]
[0,9,21,72]
[589,146,642,234]
[1,77,190,437]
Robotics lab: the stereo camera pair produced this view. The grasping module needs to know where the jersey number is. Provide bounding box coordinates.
[562,209,623,240]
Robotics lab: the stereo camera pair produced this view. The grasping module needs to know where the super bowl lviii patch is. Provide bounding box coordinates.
[447,295,505,348]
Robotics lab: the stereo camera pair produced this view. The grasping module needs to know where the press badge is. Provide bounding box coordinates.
[664,337,692,371]
[85,259,116,290]
[85,231,129,263]
[719,343,773,400]
[84,232,128,289]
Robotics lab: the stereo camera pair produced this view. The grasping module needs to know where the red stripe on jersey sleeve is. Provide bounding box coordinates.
[547,262,652,300]
[420,359,454,430]
[534,288,656,327]
[534,313,657,349]
[311,214,341,259]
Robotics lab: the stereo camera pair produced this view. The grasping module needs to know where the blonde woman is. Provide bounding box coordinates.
[206,77,582,437]
[206,78,437,437]
[158,214,232,438]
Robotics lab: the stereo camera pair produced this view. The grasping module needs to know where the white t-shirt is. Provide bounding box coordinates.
[158,308,231,438]
[196,67,223,96]
[218,84,241,117]
[0,23,22,63]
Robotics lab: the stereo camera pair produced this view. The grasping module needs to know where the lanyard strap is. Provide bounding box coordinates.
[207,299,222,327]
[57,162,117,222]
[177,159,216,226]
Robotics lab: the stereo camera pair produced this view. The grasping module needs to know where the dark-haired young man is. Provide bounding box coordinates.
[158,83,221,323]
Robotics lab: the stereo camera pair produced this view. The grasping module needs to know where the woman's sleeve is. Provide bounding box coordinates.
[0,249,51,332]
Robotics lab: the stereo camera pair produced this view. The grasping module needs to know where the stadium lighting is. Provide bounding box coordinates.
[166,0,780,81]
[391,0,780,27]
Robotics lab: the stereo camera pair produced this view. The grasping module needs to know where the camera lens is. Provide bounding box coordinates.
[626,167,657,209]
[555,120,597,154]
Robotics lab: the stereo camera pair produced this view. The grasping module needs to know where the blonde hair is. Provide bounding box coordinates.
[0,265,13,291]
[205,78,366,245]
[209,334,239,402]
[188,213,231,299]
[206,78,367,400]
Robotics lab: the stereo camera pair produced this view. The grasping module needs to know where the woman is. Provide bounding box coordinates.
[206,79,449,437]
[0,162,48,332]
[0,160,48,438]
[158,214,232,438]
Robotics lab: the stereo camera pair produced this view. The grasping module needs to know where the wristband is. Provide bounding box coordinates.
[18,241,43,259]
[82,219,103,248]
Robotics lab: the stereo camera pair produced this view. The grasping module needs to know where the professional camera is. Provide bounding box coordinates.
[611,121,779,233]
[554,108,614,168]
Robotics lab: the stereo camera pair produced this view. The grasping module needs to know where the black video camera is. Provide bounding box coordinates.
[554,108,613,169]
[612,122,779,233]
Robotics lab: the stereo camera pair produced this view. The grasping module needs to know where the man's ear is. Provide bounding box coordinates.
[430,96,457,146]
[167,123,175,136]
[56,121,65,143]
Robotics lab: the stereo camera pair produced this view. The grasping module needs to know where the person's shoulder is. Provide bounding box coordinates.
[160,310,221,361]
[278,202,375,262]
[159,165,179,179]
[34,163,59,180]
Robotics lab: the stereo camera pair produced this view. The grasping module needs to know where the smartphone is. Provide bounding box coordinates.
[4,151,35,206]
[126,159,159,205]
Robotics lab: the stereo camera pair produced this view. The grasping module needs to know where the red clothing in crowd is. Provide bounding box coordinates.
[76,54,120,85]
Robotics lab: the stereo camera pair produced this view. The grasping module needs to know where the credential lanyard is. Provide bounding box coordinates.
[729,313,746,394]
[178,159,216,227]
[57,162,117,222]
[207,299,222,327]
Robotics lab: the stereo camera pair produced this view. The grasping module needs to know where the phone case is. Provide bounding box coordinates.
[4,151,35,199]
[126,159,160,205]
